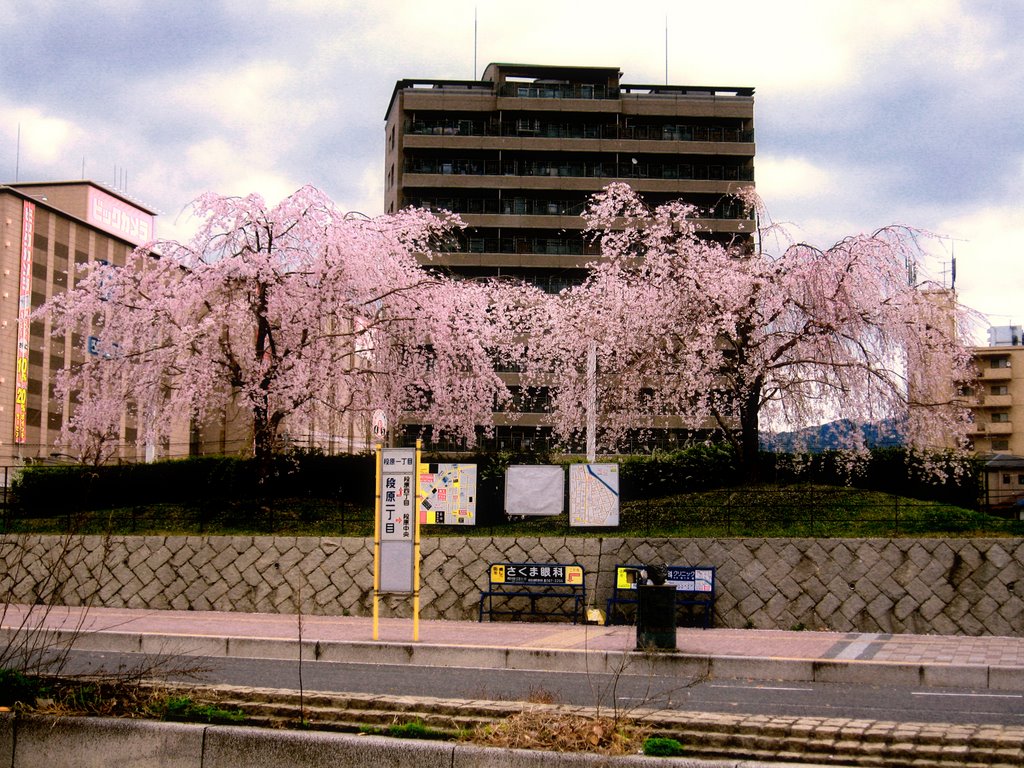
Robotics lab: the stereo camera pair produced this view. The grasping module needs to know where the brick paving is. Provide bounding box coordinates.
[4,604,1024,670]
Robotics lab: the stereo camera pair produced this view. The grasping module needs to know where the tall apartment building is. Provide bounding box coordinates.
[385,63,755,449]
[0,180,185,466]
[971,325,1024,457]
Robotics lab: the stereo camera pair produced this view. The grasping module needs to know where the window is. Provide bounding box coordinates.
[991,357,1011,368]
[1003,474,1011,484]
[992,439,1009,450]
[1018,475,1024,486]
[991,385,1009,395]
[992,413,1010,423]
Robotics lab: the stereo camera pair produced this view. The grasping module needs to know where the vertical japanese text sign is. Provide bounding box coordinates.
[377,447,416,592]
[14,201,35,444]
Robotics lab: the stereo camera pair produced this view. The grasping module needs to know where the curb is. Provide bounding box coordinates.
[15,626,1024,691]
[0,712,866,768]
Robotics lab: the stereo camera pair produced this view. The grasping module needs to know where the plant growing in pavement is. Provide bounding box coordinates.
[162,695,247,724]
[643,736,685,757]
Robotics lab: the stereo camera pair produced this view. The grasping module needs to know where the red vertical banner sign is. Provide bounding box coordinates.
[14,201,35,444]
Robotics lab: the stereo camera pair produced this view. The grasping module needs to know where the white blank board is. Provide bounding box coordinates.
[504,465,565,516]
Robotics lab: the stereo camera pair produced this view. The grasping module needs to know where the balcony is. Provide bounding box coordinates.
[407,119,754,144]
[406,195,752,223]
[404,157,753,182]
[980,366,1012,380]
[974,393,1013,408]
[971,422,1014,436]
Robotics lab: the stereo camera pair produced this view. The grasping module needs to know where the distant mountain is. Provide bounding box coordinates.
[762,418,904,452]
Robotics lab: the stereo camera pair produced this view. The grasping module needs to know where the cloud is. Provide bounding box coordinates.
[3,106,83,177]
[756,156,833,204]
[0,0,1020,341]
[937,205,1024,328]
[184,138,300,203]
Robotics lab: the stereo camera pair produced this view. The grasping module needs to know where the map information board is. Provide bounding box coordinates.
[418,463,477,525]
[569,463,619,527]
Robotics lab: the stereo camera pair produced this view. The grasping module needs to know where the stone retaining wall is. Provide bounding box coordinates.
[1,535,1021,635]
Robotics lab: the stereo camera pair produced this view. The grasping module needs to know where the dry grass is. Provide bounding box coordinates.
[470,709,648,755]
[525,686,559,705]
[29,679,170,719]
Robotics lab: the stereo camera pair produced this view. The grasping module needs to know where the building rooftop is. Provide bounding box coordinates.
[987,325,1023,347]
[2,180,158,246]
[386,63,754,118]
[4,179,158,215]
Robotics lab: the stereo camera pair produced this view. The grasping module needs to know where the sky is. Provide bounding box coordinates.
[1,0,1021,341]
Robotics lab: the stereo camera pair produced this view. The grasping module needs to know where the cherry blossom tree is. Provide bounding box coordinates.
[44,186,512,478]
[528,183,975,480]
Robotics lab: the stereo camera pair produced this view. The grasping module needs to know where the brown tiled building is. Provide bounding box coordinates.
[0,180,178,467]
[971,326,1024,457]
[968,327,1024,512]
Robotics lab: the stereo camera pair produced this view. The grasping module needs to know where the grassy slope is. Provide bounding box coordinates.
[5,485,1017,538]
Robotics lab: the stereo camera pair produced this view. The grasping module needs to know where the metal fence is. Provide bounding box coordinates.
[4,484,1015,539]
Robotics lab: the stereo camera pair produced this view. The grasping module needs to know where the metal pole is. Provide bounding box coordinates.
[586,340,597,463]
[413,439,422,642]
[372,445,382,640]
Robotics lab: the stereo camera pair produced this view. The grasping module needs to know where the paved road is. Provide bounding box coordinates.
[61,648,1024,726]
[5,604,1024,715]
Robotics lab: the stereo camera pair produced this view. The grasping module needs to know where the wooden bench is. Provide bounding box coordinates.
[479,563,586,624]
[605,564,715,628]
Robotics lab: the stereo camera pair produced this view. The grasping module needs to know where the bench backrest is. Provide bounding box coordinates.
[613,564,715,595]
[489,563,585,589]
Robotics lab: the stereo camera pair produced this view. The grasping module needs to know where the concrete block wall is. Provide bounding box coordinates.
[2,713,639,768]
[1,534,1021,635]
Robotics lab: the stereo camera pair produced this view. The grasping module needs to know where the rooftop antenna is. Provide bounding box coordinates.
[15,123,20,181]
[665,15,669,85]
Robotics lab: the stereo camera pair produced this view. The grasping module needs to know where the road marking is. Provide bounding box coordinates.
[911,692,1023,699]
[709,684,813,692]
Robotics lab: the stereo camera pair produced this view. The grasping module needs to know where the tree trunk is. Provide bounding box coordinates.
[252,404,276,486]
[738,383,762,484]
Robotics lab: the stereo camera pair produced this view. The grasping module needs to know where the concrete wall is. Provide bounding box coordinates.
[1,534,1021,636]
[2,713,662,768]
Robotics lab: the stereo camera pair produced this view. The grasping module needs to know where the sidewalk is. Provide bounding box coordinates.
[4,604,1024,690]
